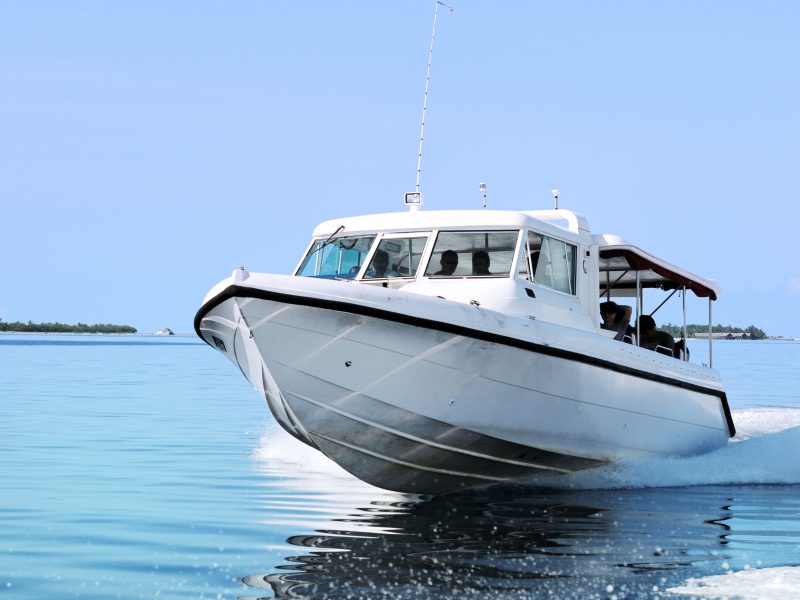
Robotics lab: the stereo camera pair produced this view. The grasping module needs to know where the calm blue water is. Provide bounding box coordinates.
[1,335,799,599]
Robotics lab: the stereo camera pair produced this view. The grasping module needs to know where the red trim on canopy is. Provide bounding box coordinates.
[600,248,717,300]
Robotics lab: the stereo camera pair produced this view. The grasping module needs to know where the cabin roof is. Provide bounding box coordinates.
[312,209,590,240]
[594,234,721,300]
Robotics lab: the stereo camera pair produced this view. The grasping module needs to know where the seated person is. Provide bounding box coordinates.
[637,315,676,356]
[599,300,632,342]
[433,250,459,275]
[364,249,396,278]
[472,250,491,275]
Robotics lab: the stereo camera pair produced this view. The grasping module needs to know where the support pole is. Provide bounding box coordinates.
[682,286,688,362]
[650,289,677,317]
[635,271,641,346]
[708,298,713,368]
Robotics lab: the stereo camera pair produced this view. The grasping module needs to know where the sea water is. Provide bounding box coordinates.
[1,335,799,599]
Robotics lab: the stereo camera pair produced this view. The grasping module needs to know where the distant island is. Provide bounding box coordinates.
[0,318,772,339]
[0,320,137,334]
[661,323,767,340]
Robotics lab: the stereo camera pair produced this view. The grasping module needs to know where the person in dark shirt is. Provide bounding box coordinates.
[637,314,676,356]
[434,250,459,275]
[600,300,632,342]
[472,250,491,275]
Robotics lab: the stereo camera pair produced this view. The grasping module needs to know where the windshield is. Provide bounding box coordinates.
[296,235,376,279]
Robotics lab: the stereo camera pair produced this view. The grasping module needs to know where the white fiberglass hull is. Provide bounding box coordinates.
[196,273,734,494]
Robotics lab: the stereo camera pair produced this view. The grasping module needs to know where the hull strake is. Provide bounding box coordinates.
[281,387,607,493]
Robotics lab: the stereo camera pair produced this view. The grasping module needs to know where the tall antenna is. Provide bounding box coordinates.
[415,0,453,194]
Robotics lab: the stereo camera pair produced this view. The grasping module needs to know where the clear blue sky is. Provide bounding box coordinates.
[2,1,799,336]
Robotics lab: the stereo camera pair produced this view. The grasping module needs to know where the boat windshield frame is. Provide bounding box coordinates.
[296,228,529,282]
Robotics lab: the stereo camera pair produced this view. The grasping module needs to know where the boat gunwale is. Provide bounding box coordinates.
[194,283,736,437]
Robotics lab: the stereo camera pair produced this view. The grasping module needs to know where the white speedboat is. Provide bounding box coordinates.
[195,203,734,494]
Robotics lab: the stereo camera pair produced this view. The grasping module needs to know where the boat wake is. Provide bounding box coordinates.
[540,407,800,490]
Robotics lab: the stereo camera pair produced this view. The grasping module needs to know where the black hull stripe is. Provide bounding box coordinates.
[194,284,736,437]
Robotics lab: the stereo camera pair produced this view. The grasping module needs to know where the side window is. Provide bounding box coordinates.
[296,236,376,279]
[364,236,428,279]
[527,230,577,295]
[425,231,519,277]
[565,242,577,294]
[526,231,543,281]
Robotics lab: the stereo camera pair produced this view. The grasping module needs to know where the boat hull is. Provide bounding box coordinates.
[196,276,733,494]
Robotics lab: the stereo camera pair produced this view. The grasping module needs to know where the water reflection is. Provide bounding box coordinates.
[247,430,800,599]
[243,485,742,599]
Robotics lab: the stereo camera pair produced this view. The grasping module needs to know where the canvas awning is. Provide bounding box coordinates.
[594,234,721,300]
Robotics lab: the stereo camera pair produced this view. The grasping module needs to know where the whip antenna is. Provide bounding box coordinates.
[414,0,453,195]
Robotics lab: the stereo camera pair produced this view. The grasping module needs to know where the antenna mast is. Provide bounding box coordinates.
[415,1,453,194]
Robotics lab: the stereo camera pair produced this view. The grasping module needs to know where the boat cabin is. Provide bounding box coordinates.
[295,209,719,365]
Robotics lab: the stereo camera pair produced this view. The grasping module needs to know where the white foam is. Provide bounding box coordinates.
[251,421,349,477]
[731,406,800,440]
[250,422,407,502]
[667,566,800,599]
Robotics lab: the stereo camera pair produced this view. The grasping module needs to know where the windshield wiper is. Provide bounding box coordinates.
[303,225,346,263]
[322,224,345,248]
